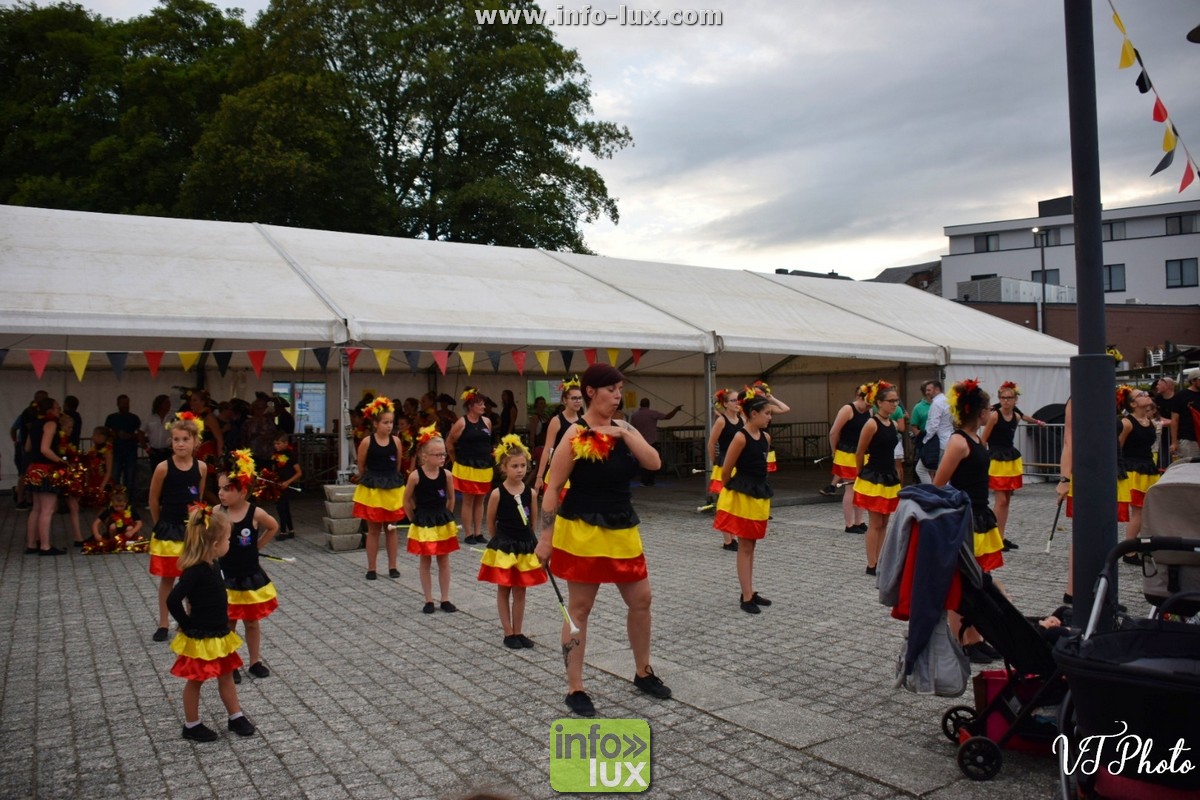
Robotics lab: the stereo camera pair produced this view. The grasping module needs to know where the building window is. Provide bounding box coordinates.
[1166,258,1198,288]
[1032,269,1060,285]
[1166,214,1197,235]
[1103,264,1126,292]
[974,234,999,252]
[1101,221,1126,241]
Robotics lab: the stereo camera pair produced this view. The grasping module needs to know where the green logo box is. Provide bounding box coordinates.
[549,718,651,793]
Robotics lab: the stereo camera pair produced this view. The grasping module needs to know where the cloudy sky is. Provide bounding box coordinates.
[66,0,1200,278]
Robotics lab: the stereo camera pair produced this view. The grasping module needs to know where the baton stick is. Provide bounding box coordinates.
[470,547,580,634]
[1045,495,1065,554]
[261,553,296,563]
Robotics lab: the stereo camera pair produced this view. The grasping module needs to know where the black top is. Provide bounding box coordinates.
[455,417,492,468]
[219,503,261,578]
[948,430,990,510]
[167,561,229,637]
[498,402,518,438]
[494,485,534,539]
[411,467,454,527]
[364,435,399,474]
[26,418,61,465]
[837,403,871,452]
[559,422,640,527]
[864,417,899,471]
[104,410,142,458]
[160,457,202,525]
[725,428,773,499]
[549,411,575,452]
[715,413,744,462]
[987,405,1023,450]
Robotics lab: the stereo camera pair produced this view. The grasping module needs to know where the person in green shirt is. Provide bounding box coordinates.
[908,382,935,482]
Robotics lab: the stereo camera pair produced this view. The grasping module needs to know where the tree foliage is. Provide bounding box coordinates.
[0,0,631,251]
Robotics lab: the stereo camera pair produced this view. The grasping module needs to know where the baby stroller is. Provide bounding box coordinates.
[877,484,1068,781]
[1053,462,1200,800]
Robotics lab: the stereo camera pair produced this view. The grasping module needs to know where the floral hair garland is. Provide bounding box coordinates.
[223,448,258,493]
[493,434,531,465]
[947,378,984,428]
[559,375,581,394]
[174,411,205,440]
[1000,380,1021,397]
[713,388,736,408]
[864,380,894,407]
[1115,384,1137,412]
[362,395,394,422]
[415,423,441,449]
[572,426,615,462]
[188,501,212,528]
[738,384,770,413]
[460,387,482,406]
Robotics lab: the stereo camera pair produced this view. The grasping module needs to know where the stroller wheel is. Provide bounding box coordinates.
[941,705,977,742]
[957,736,1003,781]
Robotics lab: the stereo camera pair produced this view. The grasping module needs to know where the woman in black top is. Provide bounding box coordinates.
[852,381,901,576]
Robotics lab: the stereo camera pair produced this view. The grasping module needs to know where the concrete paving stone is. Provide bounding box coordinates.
[713,698,854,750]
[807,731,960,796]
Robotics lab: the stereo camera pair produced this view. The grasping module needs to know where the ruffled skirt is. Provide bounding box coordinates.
[852,465,900,514]
[452,461,493,495]
[987,446,1023,491]
[407,508,460,555]
[170,630,243,682]
[831,447,858,480]
[478,532,547,587]
[550,514,646,584]
[353,470,406,523]
[225,570,278,621]
[972,507,1004,573]
[150,521,186,578]
[713,475,773,540]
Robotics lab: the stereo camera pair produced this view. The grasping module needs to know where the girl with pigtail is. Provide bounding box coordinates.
[1117,386,1159,562]
[714,386,776,614]
[981,380,1046,551]
[478,434,546,648]
[852,381,902,576]
[705,388,743,551]
[447,386,494,545]
[352,396,406,582]
[403,425,460,613]
[166,503,256,741]
[148,414,206,642]
[933,379,1003,664]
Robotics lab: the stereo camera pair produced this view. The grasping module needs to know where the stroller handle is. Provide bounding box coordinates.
[1158,590,1200,617]
[1084,537,1200,639]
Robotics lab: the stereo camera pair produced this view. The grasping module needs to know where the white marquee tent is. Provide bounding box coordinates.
[1,204,1076,480]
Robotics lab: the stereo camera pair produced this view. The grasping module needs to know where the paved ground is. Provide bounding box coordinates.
[0,466,1149,800]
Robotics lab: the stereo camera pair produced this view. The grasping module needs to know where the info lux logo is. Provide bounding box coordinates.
[549,719,651,793]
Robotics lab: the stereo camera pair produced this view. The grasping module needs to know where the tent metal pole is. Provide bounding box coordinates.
[704,352,716,479]
[338,348,352,484]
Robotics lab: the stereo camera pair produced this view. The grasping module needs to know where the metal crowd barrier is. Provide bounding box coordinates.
[657,422,833,477]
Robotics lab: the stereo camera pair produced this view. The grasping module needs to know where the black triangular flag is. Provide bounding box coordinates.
[487,351,502,372]
[106,352,127,380]
[1135,69,1151,94]
[313,347,330,370]
[213,351,233,377]
[560,350,574,372]
[1151,148,1175,177]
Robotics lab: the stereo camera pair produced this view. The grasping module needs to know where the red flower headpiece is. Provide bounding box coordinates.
[713,388,736,408]
[174,411,205,440]
[188,501,212,528]
[751,380,772,396]
[738,385,770,413]
[864,380,894,407]
[362,396,394,422]
[416,423,441,449]
[221,448,257,493]
[572,427,615,462]
[948,378,983,427]
[1000,380,1021,397]
[1115,384,1137,412]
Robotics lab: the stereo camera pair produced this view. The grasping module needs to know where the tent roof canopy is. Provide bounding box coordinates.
[0,205,1077,376]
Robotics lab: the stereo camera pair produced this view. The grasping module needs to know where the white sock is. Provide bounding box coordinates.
[228,711,244,722]
[185,720,201,728]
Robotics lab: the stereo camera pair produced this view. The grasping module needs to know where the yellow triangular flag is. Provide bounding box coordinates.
[179,352,200,372]
[608,348,620,365]
[280,349,301,370]
[67,351,90,382]
[374,349,391,375]
[459,351,475,376]
[1111,11,1125,36]
[1164,125,1177,152]
[534,350,550,374]
[1118,38,1135,69]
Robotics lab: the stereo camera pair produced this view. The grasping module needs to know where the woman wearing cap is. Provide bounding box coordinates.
[535,364,671,718]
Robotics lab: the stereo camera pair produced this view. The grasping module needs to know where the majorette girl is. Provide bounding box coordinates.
[852,381,902,576]
[352,396,406,581]
[982,380,1046,551]
[447,386,493,545]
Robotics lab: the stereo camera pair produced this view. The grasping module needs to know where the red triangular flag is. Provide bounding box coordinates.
[29,349,51,379]
[345,347,361,371]
[511,350,527,375]
[144,350,164,378]
[432,351,448,375]
[1152,96,1168,122]
[584,348,597,366]
[1182,162,1196,193]
[631,349,645,367]
[247,350,267,377]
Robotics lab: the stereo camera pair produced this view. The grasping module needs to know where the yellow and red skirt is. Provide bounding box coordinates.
[407,513,460,556]
[477,540,547,588]
[1115,473,1134,523]
[852,467,900,514]
[972,508,1004,573]
[550,516,647,583]
[707,464,737,495]
[150,521,186,578]
[766,450,777,473]
[452,461,493,496]
[714,488,771,540]
[170,630,243,682]
[988,447,1024,491]
[1121,459,1159,510]
[225,577,278,622]
[831,447,858,480]
[352,470,406,524]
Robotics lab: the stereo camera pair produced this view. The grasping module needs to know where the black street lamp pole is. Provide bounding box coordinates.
[1063,0,1118,629]
[1033,227,1048,333]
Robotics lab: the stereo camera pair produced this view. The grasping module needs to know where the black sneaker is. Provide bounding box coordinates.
[227,715,256,737]
[39,547,66,556]
[845,526,864,535]
[632,667,672,699]
[422,602,436,614]
[181,723,218,742]
[565,690,596,717]
[440,601,457,613]
[24,547,38,555]
[749,592,771,607]
[365,570,377,581]
[819,484,838,497]
[964,644,997,665]
[740,598,761,614]
[504,635,522,649]
[516,634,535,649]
[853,523,868,533]
[232,668,241,684]
[722,540,739,552]
[388,568,400,579]
[248,662,270,679]
[152,627,169,642]
[1002,538,1019,551]
[865,566,877,576]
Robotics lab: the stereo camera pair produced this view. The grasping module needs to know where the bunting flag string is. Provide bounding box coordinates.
[0,344,655,378]
[1109,1,1199,192]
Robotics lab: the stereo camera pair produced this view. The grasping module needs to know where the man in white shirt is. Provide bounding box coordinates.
[915,381,952,484]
